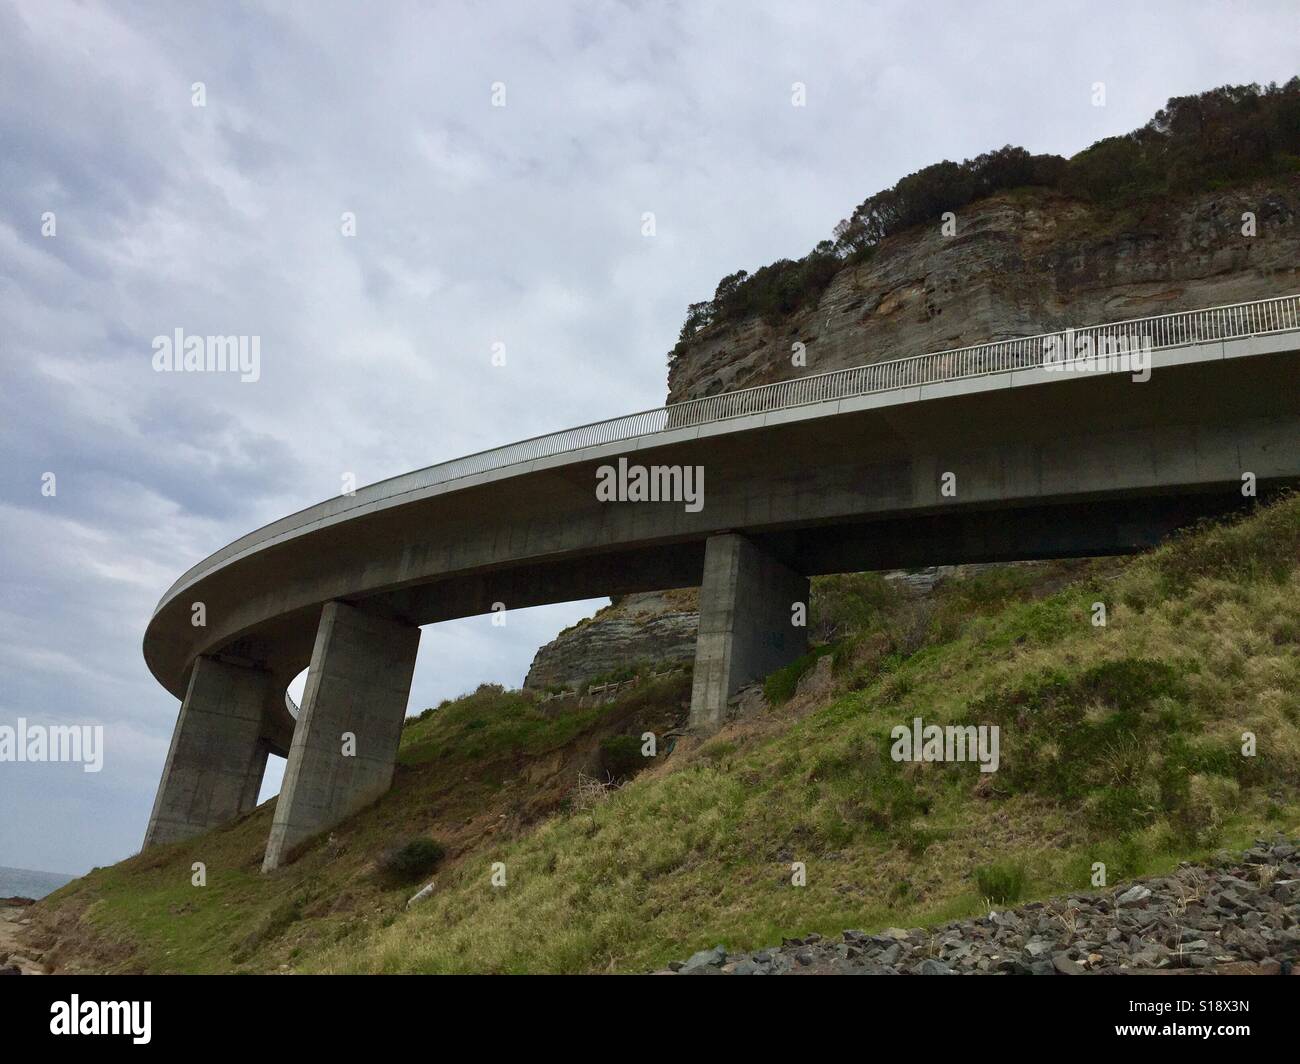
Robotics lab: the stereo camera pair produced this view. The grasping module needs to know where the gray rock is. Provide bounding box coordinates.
[523,590,698,693]
[1052,952,1085,975]
[681,945,727,971]
[1116,884,1153,907]
[876,943,903,966]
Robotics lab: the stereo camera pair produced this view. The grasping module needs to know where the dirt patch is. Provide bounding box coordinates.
[0,905,45,974]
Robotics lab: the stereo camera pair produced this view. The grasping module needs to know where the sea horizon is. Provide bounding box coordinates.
[0,864,78,901]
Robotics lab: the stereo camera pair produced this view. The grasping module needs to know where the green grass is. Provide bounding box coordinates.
[31,494,1300,974]
[974,860,1028,905]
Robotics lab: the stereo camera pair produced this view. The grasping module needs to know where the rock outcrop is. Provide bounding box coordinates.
[523,589,699,692]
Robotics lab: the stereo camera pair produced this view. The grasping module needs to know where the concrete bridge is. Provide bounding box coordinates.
[141,295,1300,869]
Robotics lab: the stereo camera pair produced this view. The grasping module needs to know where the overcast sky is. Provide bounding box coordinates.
[1,0,1295,875]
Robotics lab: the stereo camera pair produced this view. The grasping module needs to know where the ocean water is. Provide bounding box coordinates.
[0,865,76,901]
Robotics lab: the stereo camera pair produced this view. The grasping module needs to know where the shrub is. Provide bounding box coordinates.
[1176,774,1240,843]
[600,734,646,781]
[974,861,1028,905]
[810,572,902,640]
[764,646,836,705]
[377,838,447,885]
[966,658,1189,815]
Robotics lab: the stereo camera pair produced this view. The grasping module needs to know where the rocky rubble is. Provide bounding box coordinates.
[659,837,1300,975]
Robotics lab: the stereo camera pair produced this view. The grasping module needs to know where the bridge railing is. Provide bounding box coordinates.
[664,292,1300,429]
[158,293,1300,607]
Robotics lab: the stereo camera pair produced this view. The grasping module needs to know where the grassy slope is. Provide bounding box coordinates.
[34,496,1300,974]
[34,680,687,973]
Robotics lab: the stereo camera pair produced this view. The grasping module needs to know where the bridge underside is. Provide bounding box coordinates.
[140,341,1300,863]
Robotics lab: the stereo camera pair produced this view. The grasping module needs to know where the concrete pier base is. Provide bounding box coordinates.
[689,533,809,732]
[262,601,420,871]
[143,655,271,848]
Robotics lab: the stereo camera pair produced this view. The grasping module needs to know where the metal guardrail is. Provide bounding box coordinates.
[157,293,1300,609]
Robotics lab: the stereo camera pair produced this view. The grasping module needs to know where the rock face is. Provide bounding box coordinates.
[667,179,1300,403]
[659,837,1300,975]
[0,904,44,975]
[523,589,699,692]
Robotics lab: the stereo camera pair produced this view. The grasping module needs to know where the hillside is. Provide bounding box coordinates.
[13,494,1300,974]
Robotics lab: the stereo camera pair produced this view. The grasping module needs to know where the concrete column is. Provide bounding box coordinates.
[689,533,809,732]
[143,656,271,849]
[263,601,420,871]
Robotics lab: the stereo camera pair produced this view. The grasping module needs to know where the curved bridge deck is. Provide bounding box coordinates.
[140,295,1300,867]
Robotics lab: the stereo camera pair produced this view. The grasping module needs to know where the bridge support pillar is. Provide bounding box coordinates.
[263,601,420,871]
[689,533,808,732]
[143,656,271,849]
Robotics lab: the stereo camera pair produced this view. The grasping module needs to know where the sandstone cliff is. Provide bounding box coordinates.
[523,589,698,691]
[668,179,1300,402]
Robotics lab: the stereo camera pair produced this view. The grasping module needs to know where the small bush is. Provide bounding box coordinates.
[764,646,836,705]
[974,861,1028,905]
[810,572,903,639]
[1085,782,1160,833]
[600,734,646,781]
[1176,774,1240,843]
[377,838,447,885]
